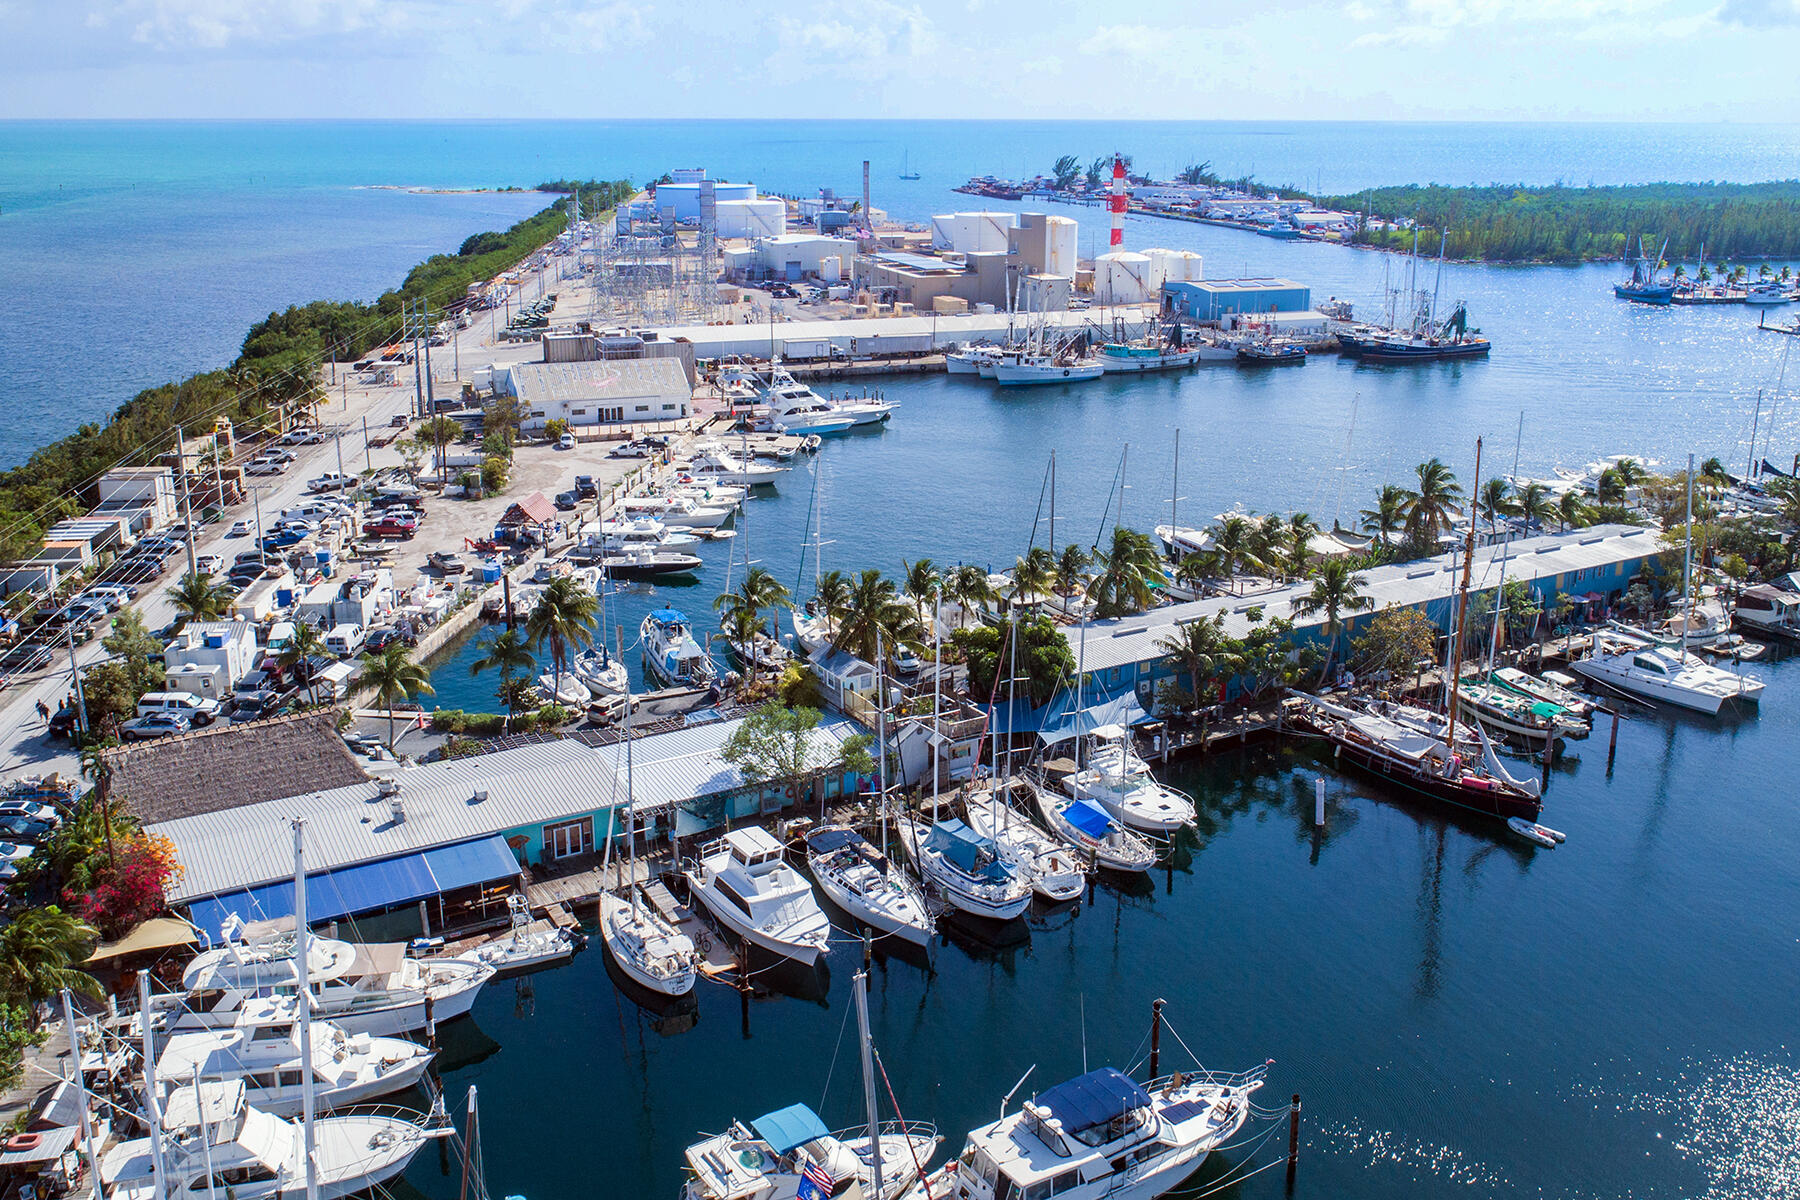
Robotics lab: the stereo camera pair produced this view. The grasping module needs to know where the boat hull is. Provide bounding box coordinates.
[809,859,933,946]
[684,873,827,964]
[992,363,1104,386]
[1567,660,1733,714]
[600,893,697,996]
[1357,341,1491,361]
[1097,348,1203,372]
[1317,727,1543,821]
[1614,284,1674,305]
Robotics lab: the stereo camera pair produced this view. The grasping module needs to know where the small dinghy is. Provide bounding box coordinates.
[1507,817,1565,847]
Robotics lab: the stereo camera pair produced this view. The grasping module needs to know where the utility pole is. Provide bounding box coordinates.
[410,300,426,420]
[421,299,436,412]
[172,425,197,576]
[362,417,372,470]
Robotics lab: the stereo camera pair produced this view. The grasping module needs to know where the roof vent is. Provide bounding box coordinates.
[389,792,405,824]
[469,790,489,805]
[376,778,401,797]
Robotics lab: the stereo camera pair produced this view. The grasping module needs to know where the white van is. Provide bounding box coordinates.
[325,624,365,657]
[136,691,222,726]
[283,501,351,524]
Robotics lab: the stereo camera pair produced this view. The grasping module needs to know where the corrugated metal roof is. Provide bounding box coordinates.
[1075,524,1654,674]
[506,358,688,405]
[158,712,871,902]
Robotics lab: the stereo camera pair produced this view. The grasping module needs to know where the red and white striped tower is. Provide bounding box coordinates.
[1108,154,1127,248]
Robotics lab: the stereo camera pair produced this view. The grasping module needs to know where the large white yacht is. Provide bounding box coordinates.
[762,365,857,436]
[683,447,789,486]
[101,1080,442,1200]
[683,1101,939,1200]
[155,1000,433,1118]
[906,1064,1266,1200]
[1570,630,1764,714]
[163,919,493,1038]
[685,827,832,963]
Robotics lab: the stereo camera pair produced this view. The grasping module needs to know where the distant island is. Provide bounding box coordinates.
[963,156,1800,265]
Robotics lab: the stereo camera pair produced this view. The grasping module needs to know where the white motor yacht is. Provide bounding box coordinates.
[827,388,896,427]
[685,827,832,963]
[683,448,789,486]
[536,671,591,708]
[164,920,493,1038]
[683,1101,939,1200]
[804,825,934,946]
[896,817,1032,921]
[591,516,701,551]
[760,364,857,436]
[1570,631,1764,714]
[1153,525,1211,559]
[959,781,1086,903]
[101,1080,442,1200]
[642,608,716,689]
[907,1064,1265,1200]
[621,494,736,528]
[1050,727,1195,834]
[154,1001,433,1118]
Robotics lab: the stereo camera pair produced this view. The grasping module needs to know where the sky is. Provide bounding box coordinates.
[4,0,1800,121]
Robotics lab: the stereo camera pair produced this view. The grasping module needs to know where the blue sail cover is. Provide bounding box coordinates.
[1064,800,1116,839]
[648,608,688,625]
[925,819,1009,881]
[752,1103,831,1154]
[1037,1068,1151,1134]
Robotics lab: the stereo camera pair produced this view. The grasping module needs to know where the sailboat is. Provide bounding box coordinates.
[896,816,1033,921]
[680,973,940,1200]
[959,779,1087,903]
[898,149,920,181]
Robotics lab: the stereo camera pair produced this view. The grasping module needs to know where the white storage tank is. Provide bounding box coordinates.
[715,198,786,239]
[1044,215,1079,279]
[1094,251,1154,304]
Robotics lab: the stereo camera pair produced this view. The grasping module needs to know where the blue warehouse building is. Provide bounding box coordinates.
[1164,278,1313,321]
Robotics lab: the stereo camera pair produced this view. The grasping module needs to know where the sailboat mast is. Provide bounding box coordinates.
[59,990,104,1200]
[876,630,888,857]
[1170,429,1179,539]
[853,971,884,1200]
[291,819,320,1200]
[931,590,943,814]
[137,973,167,1199]
[620,625,638,915]
[1683,452,1695,657]
[1749,390,1763,480]
[1445,437,1483,750]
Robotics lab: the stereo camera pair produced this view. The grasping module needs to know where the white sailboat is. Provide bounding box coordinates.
[685,827,833,963]
[958,780,1086,903]
[600,683,699,995]
[805,826,934,946]
[1027,783,1158,873]
[1044,726,1195,834]
[895,816,1033,921]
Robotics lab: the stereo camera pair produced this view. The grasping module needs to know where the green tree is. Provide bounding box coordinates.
[1154,614,1238,709]
[1051,155,1082,189]
[1478,477,1517,536]
[1012,546,1057,607]
[946,564,994,627]
[165,571,233,625]
[1515,481,1558,531]
[813,570,853,629]
[901,558,942,622]
[1291,558,1373,681]
[542,418,571,443]
[480,455,511,493]
[525,576,598,706]
[721,703,873,790]
[1282,512,1319,580]
[952,616,1075,708]
[1053,545,1089,598]
[1348,605,1439,685]
[833,569,921,665]
[1401,458,1464,546]
[0,907,100,1026]
[1211,514,1265,592]
[1089,527,1167,618]
[278,622,329,705]
[715,566,791,684]
[360,643,434,750]
[418,415,465,485]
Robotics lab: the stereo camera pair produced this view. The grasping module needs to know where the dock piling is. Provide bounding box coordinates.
[1607,709,1620,770]
[1148,997,1165,1078]
[1313,778,1325,828]
[1286,1094,1302,1189]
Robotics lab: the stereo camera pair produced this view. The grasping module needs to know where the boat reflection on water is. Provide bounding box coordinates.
[430,1015,502,1074]
[935,909,1031,964]
[602,948,703,1036]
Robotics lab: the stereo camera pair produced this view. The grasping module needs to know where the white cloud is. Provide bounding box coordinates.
[1347,0,1680,46]
[776,0,941,74]
[1717,0,1800,24]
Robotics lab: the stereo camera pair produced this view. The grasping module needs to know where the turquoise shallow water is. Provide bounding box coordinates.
[8,120,1800,1198]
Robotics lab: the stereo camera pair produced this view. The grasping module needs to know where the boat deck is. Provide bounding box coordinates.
[646,879,741,979]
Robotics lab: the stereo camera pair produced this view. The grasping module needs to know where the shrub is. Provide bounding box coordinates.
[481,455,510,493]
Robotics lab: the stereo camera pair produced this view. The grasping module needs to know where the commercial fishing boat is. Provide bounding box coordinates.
[908,1057,1268,1200]
[992,351,1104,386]
[642,608,716,689]
[1614,236,1674,304]
[1235,338,1306,365]
[1346,301,1490,361]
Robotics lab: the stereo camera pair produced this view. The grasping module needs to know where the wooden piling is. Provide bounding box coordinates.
[1607,709,1620,769]
[1286,1093,1301,1187]
[1148,997,1165,1078]
[1313,778,1325,828]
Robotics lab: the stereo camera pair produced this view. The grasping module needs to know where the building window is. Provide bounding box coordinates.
[635,405,649,413]
[571,408,587,416]
[544,818,592,860]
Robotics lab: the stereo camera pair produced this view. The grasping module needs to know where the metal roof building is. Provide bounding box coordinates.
[494,358,691,431]
[153,712,869,940]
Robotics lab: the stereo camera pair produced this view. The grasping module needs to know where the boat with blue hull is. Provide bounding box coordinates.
[1614,236,1674,304]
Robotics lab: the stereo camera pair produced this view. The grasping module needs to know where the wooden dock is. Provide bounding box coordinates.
[640,878,740,980]
[522,850,667,912]
[1156,706,1287,760]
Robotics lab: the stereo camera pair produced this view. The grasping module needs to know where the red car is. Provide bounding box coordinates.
[361,516,418,540]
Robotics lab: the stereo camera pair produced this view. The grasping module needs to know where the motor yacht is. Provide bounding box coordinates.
[685,827,832,963]
[1042,727,1195,834]
[642,608,716,689]
[683,1101,938,1200]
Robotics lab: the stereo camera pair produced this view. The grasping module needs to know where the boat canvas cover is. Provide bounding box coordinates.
[1036,1068,1151,1135]
[1064,799,1116,839]
[648,608,689,625]
[925,819,1008,880]
[751,1103,831,1154]
[807,827,867,856]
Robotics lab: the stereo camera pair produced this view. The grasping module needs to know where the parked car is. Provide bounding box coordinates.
[308,472,356,493]
[365,627,417,652]
[282,427,327,445]
[230,690,284,723]
[390,414,409,429]
[87,584,138,605]
[574,475,597,499]
[119,712,193,741]
[0,800,61,828]
[428,551,467,575]
[362,516,418,540]
[554,490,579,511]
[137,691,222,726]
[0,815,54,841]
[0,842,34,866]
[244,459,285,476]
[0,643,54,674]
[556,433,577,450]
[257,448,296,464]
[608,442,651,459]
[74,589,125,612]
[196,554,225,576]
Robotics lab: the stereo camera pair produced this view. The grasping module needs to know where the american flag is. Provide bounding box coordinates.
[797,1160,834,1200]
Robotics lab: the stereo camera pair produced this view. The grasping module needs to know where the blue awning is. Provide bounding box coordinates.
[1037,1068,1151,1135]
[185,834,522,944]
[751,1104,830,1154]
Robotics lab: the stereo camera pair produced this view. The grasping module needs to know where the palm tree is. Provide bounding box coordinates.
[1558,490,1591,531]
[0,906,100,1024]
[166,571,232,625]
[813,570,853,630]
[1478,477,1516,537]
[1400,458,1463,547]
[946,564,993,627]
[360,643,434,750]
[834,569,920,664]
[1291,559,1373,682]
[1012,547,1056,608]
[1515,481,1558,531]
[1089,527,1167,618]
[1211,515,1263,594]
[1595,467,1625,506]
[526,576,599,706]
[1053,545,1089,598]
[1613,457,1649,488]
[1361,484,1408,544]
[1154,614,1235,709]
[1283,512,1319,580]
[1699,457,1730,493]
[901,558,942,619]
[715,567,791,684]
[278,622,328,705]
[469,625,536,729]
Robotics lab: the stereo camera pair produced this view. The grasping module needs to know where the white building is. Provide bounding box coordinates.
[296,570,395,630]
[163,621,260,699]
[725,234,861,282]
[95,467,179,530]
[650,180,756,222]
[930,212,1016,255]
[496,358,692,432]
[714,198,786,240]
